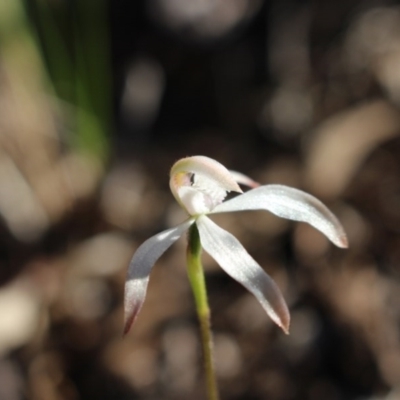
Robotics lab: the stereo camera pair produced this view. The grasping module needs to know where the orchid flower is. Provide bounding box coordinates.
[124,156,348,335]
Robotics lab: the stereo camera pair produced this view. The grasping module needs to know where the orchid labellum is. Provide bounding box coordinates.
[124,156,348,335]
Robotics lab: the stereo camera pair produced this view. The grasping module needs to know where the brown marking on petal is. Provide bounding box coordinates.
[279,314,290,335]
[338,234,349,249]
[123,302,142,336]
[269,297,290,335]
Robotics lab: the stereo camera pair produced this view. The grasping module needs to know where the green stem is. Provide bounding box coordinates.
[187,224,220,400]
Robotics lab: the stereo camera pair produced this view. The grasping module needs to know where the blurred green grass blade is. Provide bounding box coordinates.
[24,0,111,163]
[73,0,111,162]
[29,0,75,104]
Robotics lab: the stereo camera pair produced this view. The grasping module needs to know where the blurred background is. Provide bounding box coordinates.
[1,0,400,399]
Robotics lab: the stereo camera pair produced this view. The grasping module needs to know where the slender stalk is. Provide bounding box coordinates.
[187,224,220,400]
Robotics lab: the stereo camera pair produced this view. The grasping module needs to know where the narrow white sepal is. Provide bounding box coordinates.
[196,215,290,333]
[124,219,194,334]
[211,184,348,248]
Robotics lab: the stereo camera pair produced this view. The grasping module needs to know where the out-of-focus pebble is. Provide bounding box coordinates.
[0,279,41,354]
[305,100,400,199]
[148,0,263,40]
[33,152,103,223]
[68,232,135,277]
[228,293,277,332]
[346,7,400,104]
[214,333,242,378]
[0,359,23,400]
[266,86,313,135]
[121,58,165,132]
[101,163,166,230]
[279,308,320,362]
[161,323,198,393]
[0,152,49,242]
[64,277,111,321]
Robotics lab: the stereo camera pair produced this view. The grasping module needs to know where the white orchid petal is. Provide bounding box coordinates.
[124,219,194,334]
[170,156,242,214]
[229,170,260,188]
[171,156,242,193]
[211,184,348,248]
[196,216,290,333]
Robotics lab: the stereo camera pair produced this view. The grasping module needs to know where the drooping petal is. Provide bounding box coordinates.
[229,170,260,188]
[196,215,290,333]
[124,219,194,334]
[170,156,242,215]
[211,184,348,248]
